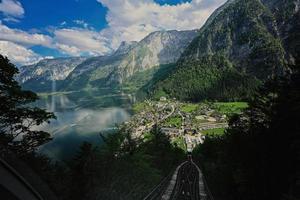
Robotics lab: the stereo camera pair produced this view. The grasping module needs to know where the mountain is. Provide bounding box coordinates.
[107,30,198,84]
[61,30,198,91]
[17,30,197,93]
[148,0,300,101]
[17,57,87,92]
[114,41,138,56]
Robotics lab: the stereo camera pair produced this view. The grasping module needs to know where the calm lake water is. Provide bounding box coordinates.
[34,92,132,160]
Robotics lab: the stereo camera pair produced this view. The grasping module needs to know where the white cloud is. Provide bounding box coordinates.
[73,20,89,28]
[0,22,112,58]
[0,22,53,47]
[0,0,227,64]
[2,16,20,22]
[0,0,24,21]
[51,0,227,55]
[53,28,112,56]
[55,43,81,56]
[60,21,67,26]
[97,0,227,49]
[0,41,43,65]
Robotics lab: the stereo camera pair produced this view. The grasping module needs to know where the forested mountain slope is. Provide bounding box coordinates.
[148,0,300,101]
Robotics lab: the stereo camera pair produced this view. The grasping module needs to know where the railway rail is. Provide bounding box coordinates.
[143,155,213,200]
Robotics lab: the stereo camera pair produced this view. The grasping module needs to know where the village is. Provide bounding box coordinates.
[123,97,230,152]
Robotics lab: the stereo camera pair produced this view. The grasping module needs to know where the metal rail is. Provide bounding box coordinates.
[194,161,215,200]
[143,157,214,200]
[202,171,214,200]
[170,161,201,200]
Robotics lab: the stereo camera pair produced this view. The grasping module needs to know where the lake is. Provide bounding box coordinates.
[34,92,133,160]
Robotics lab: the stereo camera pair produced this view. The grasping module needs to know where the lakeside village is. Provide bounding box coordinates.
[121,97,247,152]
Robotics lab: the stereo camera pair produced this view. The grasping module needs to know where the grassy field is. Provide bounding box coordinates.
[142,132,154,142]
[202,128,226,136]
[181,103,199,113]
[133,102,149,113]
[163,116,182,128]
[213,102,248,115]
[179,102,248,114]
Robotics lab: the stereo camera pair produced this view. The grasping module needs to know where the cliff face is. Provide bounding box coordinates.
[149,0,300,101]
[182,0,300,77]
[107,30,198,84]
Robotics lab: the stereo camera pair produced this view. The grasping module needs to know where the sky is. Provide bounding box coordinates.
[0,0,226,66]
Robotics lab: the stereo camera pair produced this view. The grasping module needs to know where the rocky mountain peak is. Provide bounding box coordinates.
[106,29,198,84]
[114,41,138,56]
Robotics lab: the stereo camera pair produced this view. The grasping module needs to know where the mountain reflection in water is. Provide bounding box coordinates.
[34,93,131,160]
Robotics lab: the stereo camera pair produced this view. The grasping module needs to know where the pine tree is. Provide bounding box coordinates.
[0,55,55,154]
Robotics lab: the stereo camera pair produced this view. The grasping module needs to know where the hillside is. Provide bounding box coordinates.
[148,0,300,101]
[62,30,197,92]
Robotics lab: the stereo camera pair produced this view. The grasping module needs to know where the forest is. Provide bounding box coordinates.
[193,62,300,199]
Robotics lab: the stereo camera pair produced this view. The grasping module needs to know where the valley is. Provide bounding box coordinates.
[0,0,299,199]
[124,98,247,152]
[34,89,245,160]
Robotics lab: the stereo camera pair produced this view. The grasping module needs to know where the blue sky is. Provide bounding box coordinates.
[0,0,226,65]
